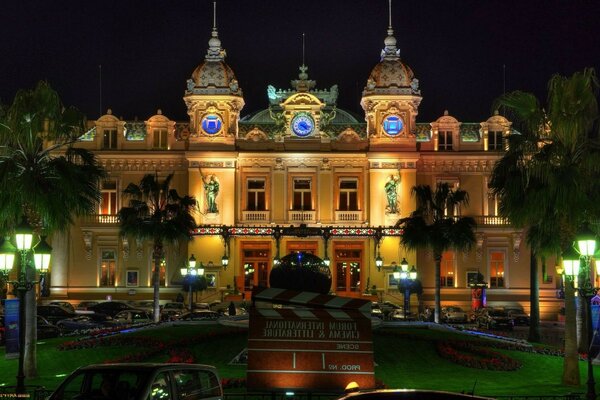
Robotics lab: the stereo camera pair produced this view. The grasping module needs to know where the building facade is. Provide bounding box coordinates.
[47,15,562,319]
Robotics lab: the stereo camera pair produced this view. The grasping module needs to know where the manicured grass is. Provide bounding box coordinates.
[0,323,594,396]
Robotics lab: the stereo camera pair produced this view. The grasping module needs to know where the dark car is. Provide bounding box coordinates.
[76,301,100,311]
[37,305,77,324]
[48,301,76,313]
[56,314,119,333]
[337,389,493,400]
[179,310,220,322]
[88,301,132,317]
[47,363,223,400]
[37,316,61,339]
[476,308,514,331]
[504,306,530,326]
[113,309,153,325]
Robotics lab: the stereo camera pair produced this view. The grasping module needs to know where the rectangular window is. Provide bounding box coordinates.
[440,251,455,287]
[292,178,312,211]
[153,129,168,149]
[100,250,116,287]
[488,131,503,150]
[99,181,118,214]
[102,129,117,149]
[334,246,362,294]
[242,248,270,291]
[338,179,358,211]
[247,179,266,211]
[489,251,505,288]
[438,131,453,151]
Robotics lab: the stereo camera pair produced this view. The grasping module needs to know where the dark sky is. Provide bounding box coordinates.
[1,1,599,123]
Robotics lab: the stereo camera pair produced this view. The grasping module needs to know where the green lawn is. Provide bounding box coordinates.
[0,324,593,397]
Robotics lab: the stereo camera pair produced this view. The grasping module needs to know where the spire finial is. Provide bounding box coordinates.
[213,1,217,31]
[206,1,225,61]
[302,32,306,66]
[380,0,400,61]
[388,0,393,34]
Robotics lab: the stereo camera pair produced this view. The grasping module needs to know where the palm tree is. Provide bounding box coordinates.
[489,68,600,385]
[118,173,198,322]
[396,183,476,323]
[0,81,105,378]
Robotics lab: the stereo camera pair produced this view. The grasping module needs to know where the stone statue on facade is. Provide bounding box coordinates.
[201,172,219,214]
[385,174,400,214]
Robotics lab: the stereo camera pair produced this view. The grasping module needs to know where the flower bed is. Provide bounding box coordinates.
[436,340,522,371]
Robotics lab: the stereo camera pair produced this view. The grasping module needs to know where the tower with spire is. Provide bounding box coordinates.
[183,2,244,148]
[361,0,422,150]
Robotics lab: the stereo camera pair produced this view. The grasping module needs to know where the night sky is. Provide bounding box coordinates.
[1,1,599,123]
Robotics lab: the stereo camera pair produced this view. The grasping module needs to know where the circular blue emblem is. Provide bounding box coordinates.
[291,113,315,137]
[201,114,223,135]
[382,115,404,136]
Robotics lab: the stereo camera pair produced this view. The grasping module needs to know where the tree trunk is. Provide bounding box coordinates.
[152,243,163,323]
[434,253,441,324]
[563,278,581,386]
[577,262,590,353]
[528,251,541,342]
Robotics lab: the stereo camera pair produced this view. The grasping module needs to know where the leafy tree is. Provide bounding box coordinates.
[269,252,332,294]
[489,68,600,385]
[118,173,198,322]
[397,183,476,323]
[0,81,105,378]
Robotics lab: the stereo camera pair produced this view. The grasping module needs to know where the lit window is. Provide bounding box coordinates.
[247,179,266,211]
[292,178,312,211]
[488,131,503,150]
[438,131,453,151]
[102,129,117,149]
[489,251,505,288]
[99,181,117,215]
[338,179,358,211]
[440,251,455,287]
[153,129,168,149]
[100,250,116,287]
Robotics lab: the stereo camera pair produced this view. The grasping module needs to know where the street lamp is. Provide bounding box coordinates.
[397,258,416,319]
[181,254,197,312]
[560,228,599,400]
[0,218,51,394]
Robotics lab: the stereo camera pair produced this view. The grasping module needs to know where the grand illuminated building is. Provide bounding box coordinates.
[47,10,561,319]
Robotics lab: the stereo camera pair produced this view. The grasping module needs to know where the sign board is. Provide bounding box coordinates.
[247,287,375,392]
[4,298,19,359]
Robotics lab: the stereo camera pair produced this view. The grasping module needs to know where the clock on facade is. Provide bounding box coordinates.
[291,113,315,137]
[382,115,404,136]
[200,114,223,135]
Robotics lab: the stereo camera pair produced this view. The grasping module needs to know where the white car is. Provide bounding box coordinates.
[441,306,468,323]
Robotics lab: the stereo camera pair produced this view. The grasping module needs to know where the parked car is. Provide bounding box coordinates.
[113,309,153,325]
[163,302,186,311]
[441,306,468,323]
[48,301,76,313]
[389,308,409,321]
[56,314,119,333]
[476,308,514,330]
[37,316,61,339]
[371,302,384,319]
[179,310,220,321]
[88,301,132,317]
[76,301,100,311]
[37,305,77,325]
[47,363,223,400]
[336,389,493,400]
[504,306,530,326]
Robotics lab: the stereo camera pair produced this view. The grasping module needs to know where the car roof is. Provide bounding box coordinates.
[77,363,218,372]
[341,389,493,400]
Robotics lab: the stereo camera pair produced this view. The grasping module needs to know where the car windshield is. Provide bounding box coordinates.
[489,310,508,317]
[51,369,151,400]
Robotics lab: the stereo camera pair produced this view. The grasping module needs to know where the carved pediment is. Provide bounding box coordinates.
[282,93,324,108]
[337,128,362,143]
[244,128,269,142]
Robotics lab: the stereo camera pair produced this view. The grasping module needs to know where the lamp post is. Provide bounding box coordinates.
[322,228,331,268]
[0,219,51,394]
[374,227,383,272]
[180,254,197,312]
[559,228,598,400]
[397,258,417,319]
